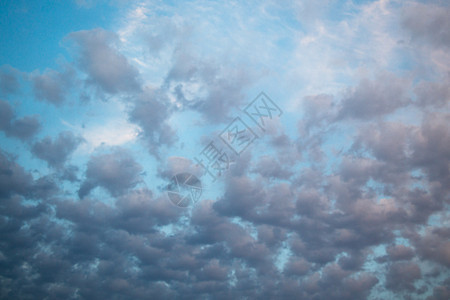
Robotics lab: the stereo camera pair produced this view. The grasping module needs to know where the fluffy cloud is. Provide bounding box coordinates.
[0,100,41,141]
[78,148,143,198]
[0,65,20,95]
[31,66,75,105]
[128,89,177,155]
[68,28,141,94]
[402,2,450,49]
[0,151,33,197]
[0,0,449,299]
[385,262,422,292]
[337,72,411,120]
[32,131,83,168]
[164,52,254,123]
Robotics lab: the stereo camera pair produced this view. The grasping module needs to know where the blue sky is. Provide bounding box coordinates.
[0,0,449,299]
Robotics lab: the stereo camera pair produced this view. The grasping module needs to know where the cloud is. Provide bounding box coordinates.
[0,151,33,198]
[78,148,143,198]
[402,2,450,49]
[0,65,20,95]
[128,88,177,155]
[32,131,83,168]
[1,1,450,299]
[157,156,203,180]
[31,66,75,105]
[386,244,415,261]
[164,51,254,123]
[385,262,422,292]
[337,72,411,120]
[114,188,182,232]
[299,93,336,132]
[67,28,141,94]
[0,99,14,131]
[0,100,41,141]
[414,78,450,108]
[427,282,450,300]
[251,155,293,180]
[409,227,450,268]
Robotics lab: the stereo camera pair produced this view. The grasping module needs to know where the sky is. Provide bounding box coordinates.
[0,0,449,299]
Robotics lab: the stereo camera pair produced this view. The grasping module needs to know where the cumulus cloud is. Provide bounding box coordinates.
[0,100,41,141]
[386,262,422,292]
[163,47,255,123]
[0,0,449,299]
[414,78,450,108]
[338,72,411,120]
[32,131,83,168]
[78,148,143,198]
[67,28,141,94]
[31,66,75,105]
[0,151,33,197]
[402,2,450,49]
[128,89,177,155]
[0,65,20,95]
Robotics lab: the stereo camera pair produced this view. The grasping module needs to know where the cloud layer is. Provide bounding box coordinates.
[0,0,449,299]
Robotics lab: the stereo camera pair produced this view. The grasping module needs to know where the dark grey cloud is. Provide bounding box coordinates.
[402,2,450,48]
[59,164,80,182]
[252,155,293,179]
[67,28,141,94]
[157,156,203,181]
[0,149,61,201]
[8,116,41,140]
[32,131,83,168]
[386,244,415,261]
[337,72,410,120]
[414,78,450,107]
[0,99,14,130]
[129,88,177,155]
[0,151,33,198]
[31,66,75,105]
[386,262,422,292]
[352,121,411,163]
[427,279,450,300]
[78,148,143,198]
[0,65,20,95]
[0,157,447,300]
[408,227,450,268]
[114,189,182,232]
[0,100,41,141]
[349,113,450,204]
[410,113,450,186]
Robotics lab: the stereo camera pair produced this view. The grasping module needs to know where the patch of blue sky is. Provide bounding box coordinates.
[427,205,449,227]
[274,240,292,273]
[0,0,119,72]
[318,125,355,174]
[393,233,412,247]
